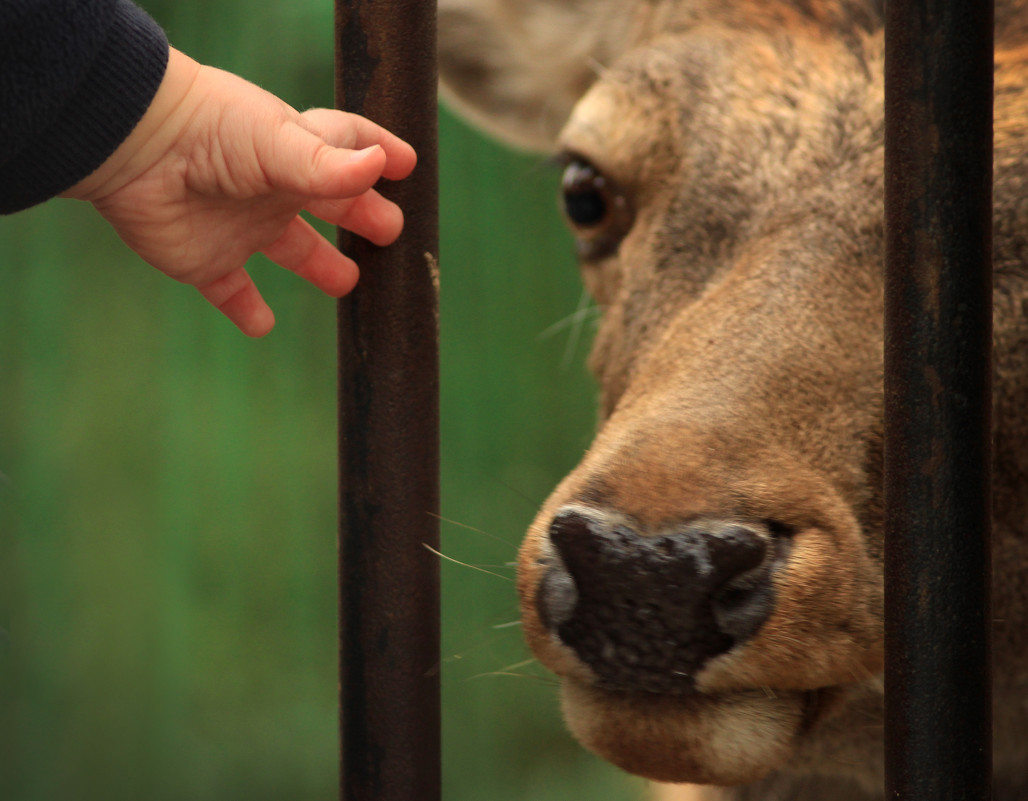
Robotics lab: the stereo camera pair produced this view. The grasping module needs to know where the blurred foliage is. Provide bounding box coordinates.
[0,2,648,800]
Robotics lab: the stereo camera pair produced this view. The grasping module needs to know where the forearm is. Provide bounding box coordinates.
[63,48,203,203]
[0,0,169,214]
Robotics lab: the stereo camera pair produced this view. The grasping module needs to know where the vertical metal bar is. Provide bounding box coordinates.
[334,3,440,801]
[884,1,993,798]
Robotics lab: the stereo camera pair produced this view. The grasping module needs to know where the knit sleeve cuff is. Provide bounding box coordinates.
[0,0,169,214]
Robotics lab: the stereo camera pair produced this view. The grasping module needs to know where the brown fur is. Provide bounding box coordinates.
[440,1,1028,798]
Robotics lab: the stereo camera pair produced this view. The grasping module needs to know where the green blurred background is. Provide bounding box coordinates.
[0,2,648,799]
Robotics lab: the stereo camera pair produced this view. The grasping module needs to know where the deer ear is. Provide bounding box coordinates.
[439,0,641,152]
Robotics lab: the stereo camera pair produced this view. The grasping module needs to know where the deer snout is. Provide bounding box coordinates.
[535,507,787,694]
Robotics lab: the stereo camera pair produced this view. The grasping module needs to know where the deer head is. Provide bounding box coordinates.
[440,0,1028,795]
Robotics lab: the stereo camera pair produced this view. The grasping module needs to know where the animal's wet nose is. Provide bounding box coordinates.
[536,508,782,693]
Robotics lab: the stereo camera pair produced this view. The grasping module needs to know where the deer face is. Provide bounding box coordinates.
[441,0,1028,792]
[514,27,888,785]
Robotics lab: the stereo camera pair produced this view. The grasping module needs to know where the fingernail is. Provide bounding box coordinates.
[347,145,382,163]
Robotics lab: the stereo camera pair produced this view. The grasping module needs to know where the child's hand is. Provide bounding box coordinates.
[64,48,417,337]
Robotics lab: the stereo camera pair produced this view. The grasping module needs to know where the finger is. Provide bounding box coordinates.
[197,268,276,338]
[264,126,390,199]
[262,215,360,297]
[297,108,418,180]
[306,188,405,246]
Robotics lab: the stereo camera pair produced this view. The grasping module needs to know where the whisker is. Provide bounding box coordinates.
[437,622,527,667]
[469,670,561,687]
[536,292,600,342]
[468,655,560,684]
[496,657,538,673]
[485,475,544,512]
[466,655,560,686]
[429,511,519,550]
[535,289,601,370]
[586,56,614,81]
[422,543,513,581]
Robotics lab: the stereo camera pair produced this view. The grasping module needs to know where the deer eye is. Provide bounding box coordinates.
[562,160,609,226]
[559,156,632,261]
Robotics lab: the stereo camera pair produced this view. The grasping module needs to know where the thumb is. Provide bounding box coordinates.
[264,125,389,199]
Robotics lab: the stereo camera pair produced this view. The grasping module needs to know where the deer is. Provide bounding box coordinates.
[438,1,1028,798]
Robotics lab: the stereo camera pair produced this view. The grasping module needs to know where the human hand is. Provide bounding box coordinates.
[63,48,417,337]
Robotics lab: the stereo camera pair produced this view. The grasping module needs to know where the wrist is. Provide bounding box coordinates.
[62,48,204,202]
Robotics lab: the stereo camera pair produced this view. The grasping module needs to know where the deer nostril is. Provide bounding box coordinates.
[534,508,782,693]
[537,559,578,631]
[711,572,776,643]
[703,522,769,580]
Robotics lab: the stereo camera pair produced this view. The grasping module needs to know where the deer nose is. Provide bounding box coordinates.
[536,508,782,694]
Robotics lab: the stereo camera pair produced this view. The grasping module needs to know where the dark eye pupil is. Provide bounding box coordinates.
[561,159,609,228]
[564,189,607,226]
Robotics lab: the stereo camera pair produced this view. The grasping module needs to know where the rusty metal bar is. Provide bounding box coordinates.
[334,3,440,801]
[883,0,993,798]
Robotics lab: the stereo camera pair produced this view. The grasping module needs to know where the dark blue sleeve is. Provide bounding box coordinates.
[0,0,169,214]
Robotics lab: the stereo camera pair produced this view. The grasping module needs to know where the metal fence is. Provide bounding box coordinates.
[335,4,440,801]
[884,1,993,798]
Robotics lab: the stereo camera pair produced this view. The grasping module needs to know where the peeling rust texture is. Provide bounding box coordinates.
[335,3,440,801]
[884,1,993,798]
